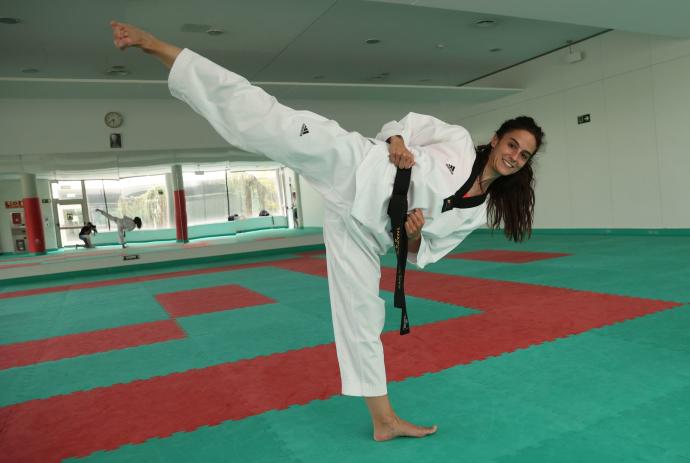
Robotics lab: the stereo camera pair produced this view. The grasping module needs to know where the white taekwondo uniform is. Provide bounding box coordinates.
[168,49,488,396]
[97,210,138,246]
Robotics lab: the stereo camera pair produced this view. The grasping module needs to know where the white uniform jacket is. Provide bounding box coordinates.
[351,113,488,268]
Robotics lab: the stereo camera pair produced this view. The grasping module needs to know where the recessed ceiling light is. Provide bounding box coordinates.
[0,17,22,25]
[474,19,497,28]
[418,79,431,83]
[489,48,502,52]
[365,38,381,45]
[106,69,130,77]
[436,43,447,49]
[111,65,126,70]
[21,68,39,74]
[206,28,224,36]
[312,75,325,80]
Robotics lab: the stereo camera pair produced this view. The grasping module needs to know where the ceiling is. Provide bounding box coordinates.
[0,0,686,100]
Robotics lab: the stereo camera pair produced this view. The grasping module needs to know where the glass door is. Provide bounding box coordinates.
[56,202,85,246]
[51,180,90,248]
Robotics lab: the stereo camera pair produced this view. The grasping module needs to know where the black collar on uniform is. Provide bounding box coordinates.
[441,153,488,212]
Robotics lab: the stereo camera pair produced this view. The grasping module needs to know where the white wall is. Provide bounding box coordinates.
[453,31,690,229]
[0,99,227,157]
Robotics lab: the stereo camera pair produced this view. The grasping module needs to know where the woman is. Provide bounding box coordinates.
[95,208,142,248]
[110,21,544,441]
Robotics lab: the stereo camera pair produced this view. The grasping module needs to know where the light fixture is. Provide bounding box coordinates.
[565,50,584,63]
[369,71,389,81]
[564,40,584,64]
[436,43,447,49]
[21,68,40,74]
[489,48,502,53]
[474,19,497,28]
[106,69,130,76]
[0,17,21,25]
[365,38,381,45]
[206,28,224,36]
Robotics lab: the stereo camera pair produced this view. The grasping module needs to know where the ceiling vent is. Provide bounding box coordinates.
[0,17,22,25]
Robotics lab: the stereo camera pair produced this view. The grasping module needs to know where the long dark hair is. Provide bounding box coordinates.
[476,116,544,242]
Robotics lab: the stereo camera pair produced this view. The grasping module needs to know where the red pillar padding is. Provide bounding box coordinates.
[173,189,188,242]
[23,197,45,253]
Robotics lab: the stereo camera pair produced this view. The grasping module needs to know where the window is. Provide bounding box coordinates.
[227,170,282,218]
[85,176,170,231]
[50,181,82,200]
[183,171,229,226]
[50,167,286,237]
[183,168,284,223]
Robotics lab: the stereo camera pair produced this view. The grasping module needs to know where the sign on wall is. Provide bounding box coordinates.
[4,200,23,209]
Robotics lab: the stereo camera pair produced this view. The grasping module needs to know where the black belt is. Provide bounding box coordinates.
[386,154,488,336]
[387,167,412,335]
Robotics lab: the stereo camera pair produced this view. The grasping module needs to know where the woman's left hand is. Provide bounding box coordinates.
[404,208,425,241]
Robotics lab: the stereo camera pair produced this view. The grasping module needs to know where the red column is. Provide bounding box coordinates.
[171,165,188,243]
[21,173,46,254]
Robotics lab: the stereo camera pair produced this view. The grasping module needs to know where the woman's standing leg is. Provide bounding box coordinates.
[324,203,436,441]
[115,221,126,248]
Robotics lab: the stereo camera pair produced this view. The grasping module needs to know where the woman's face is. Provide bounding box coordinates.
[487,129,537,177]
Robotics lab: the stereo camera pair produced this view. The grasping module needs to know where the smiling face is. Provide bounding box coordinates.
[486,129,538,178]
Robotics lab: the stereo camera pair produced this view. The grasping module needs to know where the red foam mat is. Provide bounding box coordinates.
[0,261,268,300]
[0,263,679,462]
[155,284,276,318]
[448,249,570,263]
[0,320,185,371]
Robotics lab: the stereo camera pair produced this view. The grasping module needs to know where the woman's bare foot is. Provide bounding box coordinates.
[373,415,437,442]
[365,395,437,442]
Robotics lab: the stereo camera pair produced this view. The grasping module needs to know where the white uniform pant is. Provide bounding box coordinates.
[169,50,389,396]
[116,223,126,245]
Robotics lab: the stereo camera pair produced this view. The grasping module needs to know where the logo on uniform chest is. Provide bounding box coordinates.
[445,163,455,174]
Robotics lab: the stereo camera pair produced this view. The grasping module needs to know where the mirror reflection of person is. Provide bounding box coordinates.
[95,208,142,248]
[111,21,544,442]
[78,222,97,248]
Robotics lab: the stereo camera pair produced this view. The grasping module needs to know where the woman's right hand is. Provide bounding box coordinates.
[387,136,415,169]
[110,21,155,51]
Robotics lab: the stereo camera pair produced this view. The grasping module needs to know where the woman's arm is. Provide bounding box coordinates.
[377,112,471,148]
